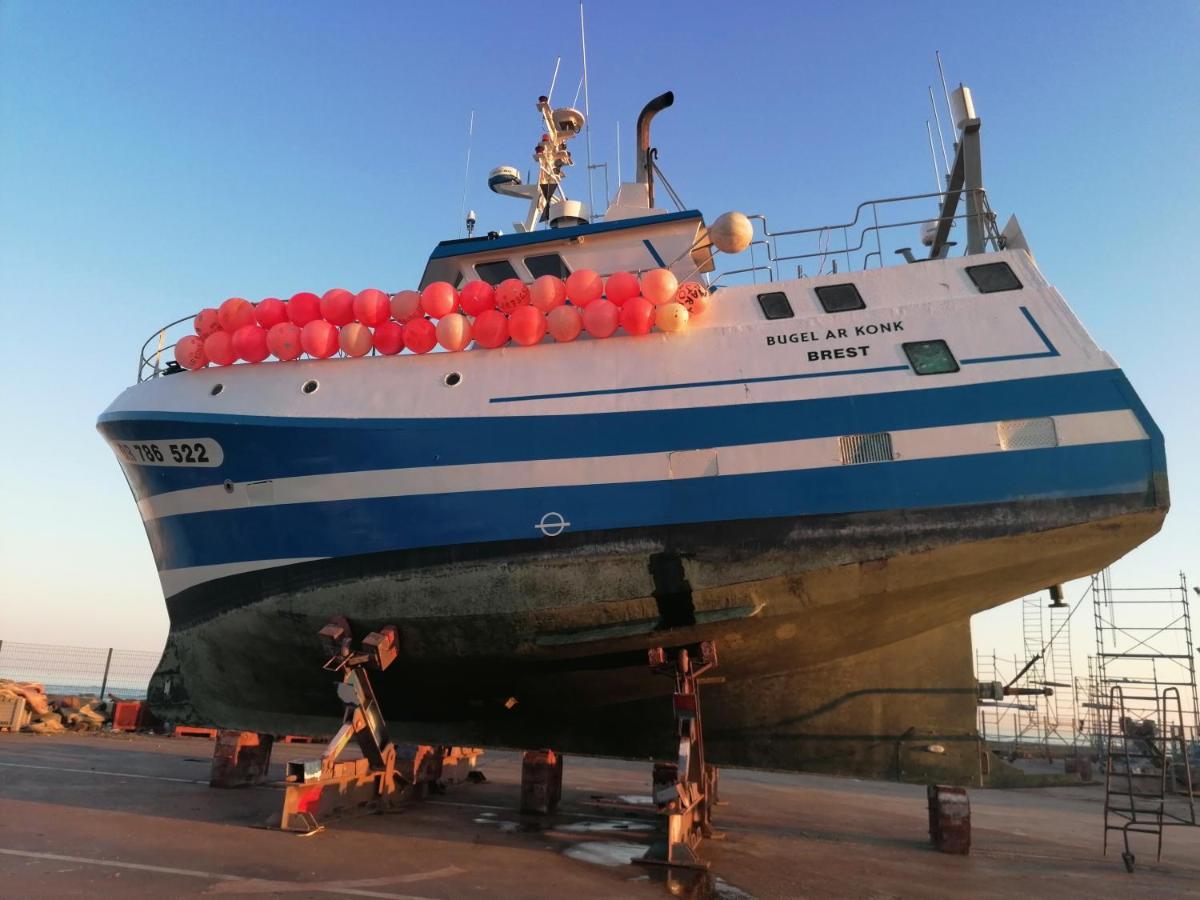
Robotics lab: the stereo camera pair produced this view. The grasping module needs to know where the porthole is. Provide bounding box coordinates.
[756,291,794,320]
[302,379,319,394]
[210,384,224,396]
[903,339,960,375]
[966,262,1022,293]
[444,371,463,387]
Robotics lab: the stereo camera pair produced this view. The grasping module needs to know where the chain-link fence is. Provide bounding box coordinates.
[0,640,162,699]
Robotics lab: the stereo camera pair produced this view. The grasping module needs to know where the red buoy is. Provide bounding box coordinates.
[530,275,567,312]
[582,299,619,338]
[194,308,221,338]
[565,269,603,306]
[320,288,355,326]
[403,317,437,354]
[218,297,256,333]
[255,298,288,329]
[175,335,208,369]
[547,305,583,342]
[619,296,655,335]
[372,320,405,355]
[604,271,640,307]
[509,305,547,346]
[204,331,237,366]
[390,290,423,323]
[420,282,459,319]
[353,289,391,327]
[495,278,531,314]
[473,309,510,349]
[301,319,339,358]
[232,324,270,363]
[459,280,496,317]
[287,292,322,326]
[267,322,302,361]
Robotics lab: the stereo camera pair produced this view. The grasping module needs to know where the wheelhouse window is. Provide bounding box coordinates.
[814,283,865,313]
[525,253,570,279]
[903,340,960,375]
[757,291,794,320]
[966,262,1022,293]
[474,259,520,285]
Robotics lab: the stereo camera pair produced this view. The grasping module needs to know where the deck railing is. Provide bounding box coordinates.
[710,187,1003,287]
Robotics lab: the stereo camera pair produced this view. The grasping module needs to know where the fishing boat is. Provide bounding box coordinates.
[98,84,1167,782]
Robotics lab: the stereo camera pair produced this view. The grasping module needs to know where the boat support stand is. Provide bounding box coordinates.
[276,616,481,834]
[634,640,722,871]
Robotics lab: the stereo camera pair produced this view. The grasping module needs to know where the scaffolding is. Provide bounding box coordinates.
[1092,568,1199,869]
[1091,569,1199,751]
[1045,600,1077,751]
[1016,595,1049,755]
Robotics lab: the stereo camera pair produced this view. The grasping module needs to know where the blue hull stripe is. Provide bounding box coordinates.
[98,370,1149,501]
[145,441,1157,572]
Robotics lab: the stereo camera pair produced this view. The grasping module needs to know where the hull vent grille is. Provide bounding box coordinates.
[839,432,895,465]
[998,417,1058,451]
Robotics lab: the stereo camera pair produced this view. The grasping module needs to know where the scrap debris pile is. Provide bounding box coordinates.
[0,680,108,734]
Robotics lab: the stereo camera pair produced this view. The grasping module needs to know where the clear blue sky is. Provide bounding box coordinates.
[1,1,1197,672]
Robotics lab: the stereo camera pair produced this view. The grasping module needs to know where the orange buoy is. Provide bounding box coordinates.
[339,322,373,357]
[473,309,509,348]
[565,268,603,306]
[436,313,473,351]
[218,297,256,332]
[641,268,679,305]
[267,322,302,361]
[354,289,391,327]
[619,296,655,335]
[390,290,423,323]
[175,335,208,369]
[604,271,640,307]
[675,282,710,317]
[287,292,322,326]
[204,330,237,366]
[194,308,221,338]
[530,275,567,312]
[301,319,339,358]
[403,317,437,354]
[509,305,547,346]
[459,280,496,316]
[547,305,583,342]
[372,320,405,355]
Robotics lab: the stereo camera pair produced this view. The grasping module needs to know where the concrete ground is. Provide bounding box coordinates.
[1,732,1198,898]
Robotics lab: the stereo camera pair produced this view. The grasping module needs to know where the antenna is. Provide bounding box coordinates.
[928,86,950,179]
[547,57,562,107]
[925,120,941,193]
[579,2,595,221]
[615,120,621,184]
[936,50,955,142]
[459,110,475,236]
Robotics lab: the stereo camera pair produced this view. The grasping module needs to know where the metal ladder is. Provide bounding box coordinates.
[1102,685,1196,872]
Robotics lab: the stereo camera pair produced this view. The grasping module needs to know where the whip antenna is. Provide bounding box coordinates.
[459,110,475,236]
[929,86,950,179]
[580,2,595,221]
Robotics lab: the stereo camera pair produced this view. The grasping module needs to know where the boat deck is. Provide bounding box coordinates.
[1,732,1198,898]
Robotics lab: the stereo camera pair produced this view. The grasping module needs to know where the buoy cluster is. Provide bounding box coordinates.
[173,268,710,369]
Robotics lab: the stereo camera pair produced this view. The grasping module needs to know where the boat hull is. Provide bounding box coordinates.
[147,492,1164,779]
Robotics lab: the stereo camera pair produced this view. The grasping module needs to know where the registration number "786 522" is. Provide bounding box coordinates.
[110,438,224,468]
